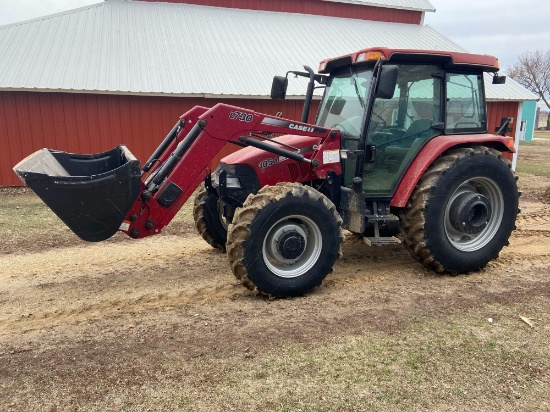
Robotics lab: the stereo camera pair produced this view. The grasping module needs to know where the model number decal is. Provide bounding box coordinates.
[229,111,253,122]
[323,150,340,164]
[259,156,287,169]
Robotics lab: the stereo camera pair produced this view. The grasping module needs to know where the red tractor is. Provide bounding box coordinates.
[14,47,519,297]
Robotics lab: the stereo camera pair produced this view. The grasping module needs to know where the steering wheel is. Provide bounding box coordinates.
[371,112,387,127]
[331,122,357,136]
[330,116,361,137]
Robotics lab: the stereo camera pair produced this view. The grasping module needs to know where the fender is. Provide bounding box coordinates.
[390,134,515,208]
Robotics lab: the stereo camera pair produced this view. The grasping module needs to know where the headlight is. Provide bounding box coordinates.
[214,173,242,189]
[226,177,242,188]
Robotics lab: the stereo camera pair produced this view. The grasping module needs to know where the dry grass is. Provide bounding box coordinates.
[0,189,56,231]
[6,298,548,412]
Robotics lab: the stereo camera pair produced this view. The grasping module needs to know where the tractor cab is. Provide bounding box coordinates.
[265,47,508,240]
[314,48,498,200]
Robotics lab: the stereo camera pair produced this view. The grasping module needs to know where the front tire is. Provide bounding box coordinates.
[399,146,519,273]
[193,184,228,251]
[227,183,343,297]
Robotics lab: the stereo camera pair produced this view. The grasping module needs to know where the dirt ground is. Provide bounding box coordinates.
[1,138,549,411]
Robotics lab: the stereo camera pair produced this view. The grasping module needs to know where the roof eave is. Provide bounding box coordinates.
[319,0,436,13]
[0,2,104,30]
[0,87,318,100]
[486,98,539,102]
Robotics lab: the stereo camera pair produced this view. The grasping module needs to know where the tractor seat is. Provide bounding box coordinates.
[385,145,408,158]
[384,119,433,157]
[406,118,433,136]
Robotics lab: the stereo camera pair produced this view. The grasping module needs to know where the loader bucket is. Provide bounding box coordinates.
[13,146,141,242]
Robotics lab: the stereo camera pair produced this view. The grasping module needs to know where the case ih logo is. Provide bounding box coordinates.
[289,123,315,133]
[261,118,327,134]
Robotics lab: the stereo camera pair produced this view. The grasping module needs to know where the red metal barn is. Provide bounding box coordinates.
[0,0,536,186]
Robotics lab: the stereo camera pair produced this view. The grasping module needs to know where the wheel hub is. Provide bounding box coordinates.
[449,192,492,234]
[260,212,324,279]
[265,221,310,269]
[277,231,306,260]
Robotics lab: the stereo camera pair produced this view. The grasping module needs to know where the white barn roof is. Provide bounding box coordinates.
[322,0,436,12]
[484,73,537,102]
[0,0,535,101]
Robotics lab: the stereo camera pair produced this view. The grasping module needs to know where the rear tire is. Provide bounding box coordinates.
[193,184,228,251]
[227,183,343,297]
[399,146,519,273]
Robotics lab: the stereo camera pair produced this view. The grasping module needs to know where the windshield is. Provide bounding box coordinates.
[316,67,374,138]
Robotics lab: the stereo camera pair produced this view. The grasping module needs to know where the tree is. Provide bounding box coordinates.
[507,49,550,130]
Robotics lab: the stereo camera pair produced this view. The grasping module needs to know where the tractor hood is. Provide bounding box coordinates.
[219,134,322,187]
[222,134,320,164]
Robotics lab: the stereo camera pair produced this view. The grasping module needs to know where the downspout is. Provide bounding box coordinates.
[512,101,523,171]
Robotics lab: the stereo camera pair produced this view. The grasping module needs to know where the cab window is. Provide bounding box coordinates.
[360,64,442,197]
[445,73,486,134]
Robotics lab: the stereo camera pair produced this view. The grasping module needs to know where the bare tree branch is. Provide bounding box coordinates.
[508,50,550,110]
[508,50,550,129]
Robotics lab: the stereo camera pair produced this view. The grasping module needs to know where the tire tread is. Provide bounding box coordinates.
[226,183,343,297]
[399,146,518,273]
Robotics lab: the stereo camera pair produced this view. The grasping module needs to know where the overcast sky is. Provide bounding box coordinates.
[0,0,549,73]
[425,0,550,72]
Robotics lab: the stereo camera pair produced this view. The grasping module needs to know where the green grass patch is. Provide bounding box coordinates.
[0,194,59,232]
[516,163,550,176]
[517,136,550,178]
[533,130,550,139]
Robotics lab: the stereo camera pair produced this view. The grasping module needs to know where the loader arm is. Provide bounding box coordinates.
[14,103,340,242]
[119,103,342,239]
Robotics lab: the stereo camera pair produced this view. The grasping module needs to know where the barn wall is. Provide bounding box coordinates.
[138,0,423,23]
[0,92,520,187]
[0,91,319,187]
[486,101,519,162]
[486,101,519,137]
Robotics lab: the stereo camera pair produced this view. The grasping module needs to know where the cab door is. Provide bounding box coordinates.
[362,64,442,198]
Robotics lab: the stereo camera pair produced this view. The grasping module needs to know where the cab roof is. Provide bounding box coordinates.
[318,47,500,74]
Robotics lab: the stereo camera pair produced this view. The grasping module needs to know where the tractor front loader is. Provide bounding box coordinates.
[14,47,519,298]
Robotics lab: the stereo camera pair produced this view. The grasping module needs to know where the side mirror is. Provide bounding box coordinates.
[271,76,288,100]
[376,65,398,99]
[329,97,346,115]
[492,74,506,84]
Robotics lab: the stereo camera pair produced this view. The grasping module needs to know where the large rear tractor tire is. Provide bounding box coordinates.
[227,183,343,297]
[399,146,519,273]
[193,184,228,251]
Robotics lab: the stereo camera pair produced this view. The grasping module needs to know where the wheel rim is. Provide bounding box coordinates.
[262,215,322,278]
[218,212,230,231]
[444,177,504,251]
